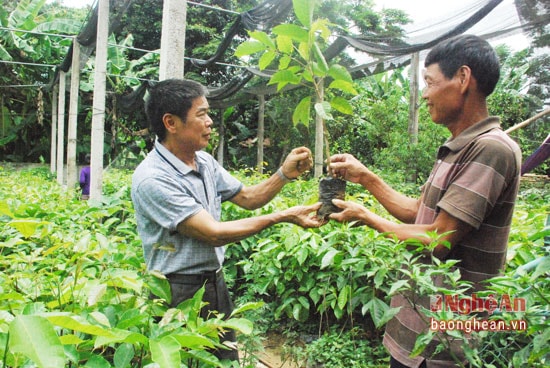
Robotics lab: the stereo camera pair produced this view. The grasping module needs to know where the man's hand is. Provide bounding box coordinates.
[284,202,325,228]
[327,199,369,225]
[280,147,313,179]
[328,153,370,184]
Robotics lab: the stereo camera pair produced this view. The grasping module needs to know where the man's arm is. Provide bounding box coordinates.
[230,173,287,210]
[356,172,419,223]
[329,199,472,259]
[329,153,419,223]
[231,147,313,210]
[176,203,323,247]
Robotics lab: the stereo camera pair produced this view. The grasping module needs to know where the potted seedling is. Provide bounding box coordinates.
[235,0,357,219]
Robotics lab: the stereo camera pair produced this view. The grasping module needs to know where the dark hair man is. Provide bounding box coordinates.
[132,79,323,362]
[328,34,521,367]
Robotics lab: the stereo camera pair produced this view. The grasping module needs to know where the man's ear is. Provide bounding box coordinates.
[162,113,178,133]
[456,65,472,93]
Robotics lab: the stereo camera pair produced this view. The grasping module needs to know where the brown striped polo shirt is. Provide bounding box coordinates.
[383,117,522,367]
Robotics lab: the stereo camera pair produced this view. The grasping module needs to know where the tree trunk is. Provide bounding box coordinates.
[408,52,419,145]
[56,71,66,186]
[257,94,265,174]
[314,83,325,178]
[90,0,109,201]
[67,39,80,192]
[50,86,58,174]
[217,110,225,165]
[408,52,420,182]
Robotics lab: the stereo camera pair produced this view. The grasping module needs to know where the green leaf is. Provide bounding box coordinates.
[171,332,216,349]
[249,30,276,49]
[314,101,333,121]
[321,248,340,269]
[181,350,222,367]
[268,70,301,91]
[330,96,353,115]
[46,315,113,337]
[295,247,309,265]
[279,55,292,69]
[87,284,107,306]
[292,303,308,321]
[0,44,13,61]
[364,297,391,328]
[9,219,43,238]
[311,18,331,41]
[276,34,293,54]
[59,334,85,345]
[221,318,254,335]
[373,268,388,289]
[337,285,350,311]
[114,343,134,368]
[388,279,409,296]
[235,40,266,57]
[94,329,148,348]
[532,256,550,280]
[292,96,311,126]
[328,64,353,83]
[150,335,181,368]
[84,354,111,368]
[0,200,14,217]
[259,49,277,70]
[410,331,435,358]
[9,315,65,368]
[272,24,309,43]
[293,0,314,27]
[328,80,358,95]
[312,42,328,74]
[379,307,401,327]
[146,271,172,304]
[298,41,310,61]
[231,301,264,316]
[302,69,314,83]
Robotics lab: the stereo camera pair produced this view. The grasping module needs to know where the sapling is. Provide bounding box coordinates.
[235,0,357,219]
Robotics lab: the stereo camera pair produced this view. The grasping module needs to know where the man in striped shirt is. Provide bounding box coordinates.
[328,34,521,367]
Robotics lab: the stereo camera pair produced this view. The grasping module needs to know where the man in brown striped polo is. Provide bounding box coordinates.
[327,34,521,367]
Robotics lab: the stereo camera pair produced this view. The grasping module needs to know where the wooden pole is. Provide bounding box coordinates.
[50,85,58,173]
[257,94,265,174]
[217,110,225,165]
[314,83,324,178]
[408,52,420,182]
[67,39,81,192]
[159,0,187,80]
[408,52,419,145]
[504,108,550,134]
[56,71,66,185]
[90,0,109,201]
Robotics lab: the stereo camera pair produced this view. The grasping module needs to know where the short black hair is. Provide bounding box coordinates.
[145,79,208,142]
[425,34,500,97]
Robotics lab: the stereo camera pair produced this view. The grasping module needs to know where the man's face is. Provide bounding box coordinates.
[176,96,213,151]
[421,63,463,126]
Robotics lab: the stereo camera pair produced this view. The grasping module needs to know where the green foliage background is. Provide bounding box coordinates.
[1,166,547,367]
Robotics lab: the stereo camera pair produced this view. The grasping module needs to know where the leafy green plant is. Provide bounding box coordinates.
[235,0,358,176]
[1,167,547,367]
[0,167,259,368]
[303,327,387,367]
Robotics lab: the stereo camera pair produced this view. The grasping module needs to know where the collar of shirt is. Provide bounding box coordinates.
[443,116,501,153]
[154,139,196,176]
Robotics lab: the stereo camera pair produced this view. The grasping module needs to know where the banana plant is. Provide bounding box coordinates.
[235,0,358,177]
